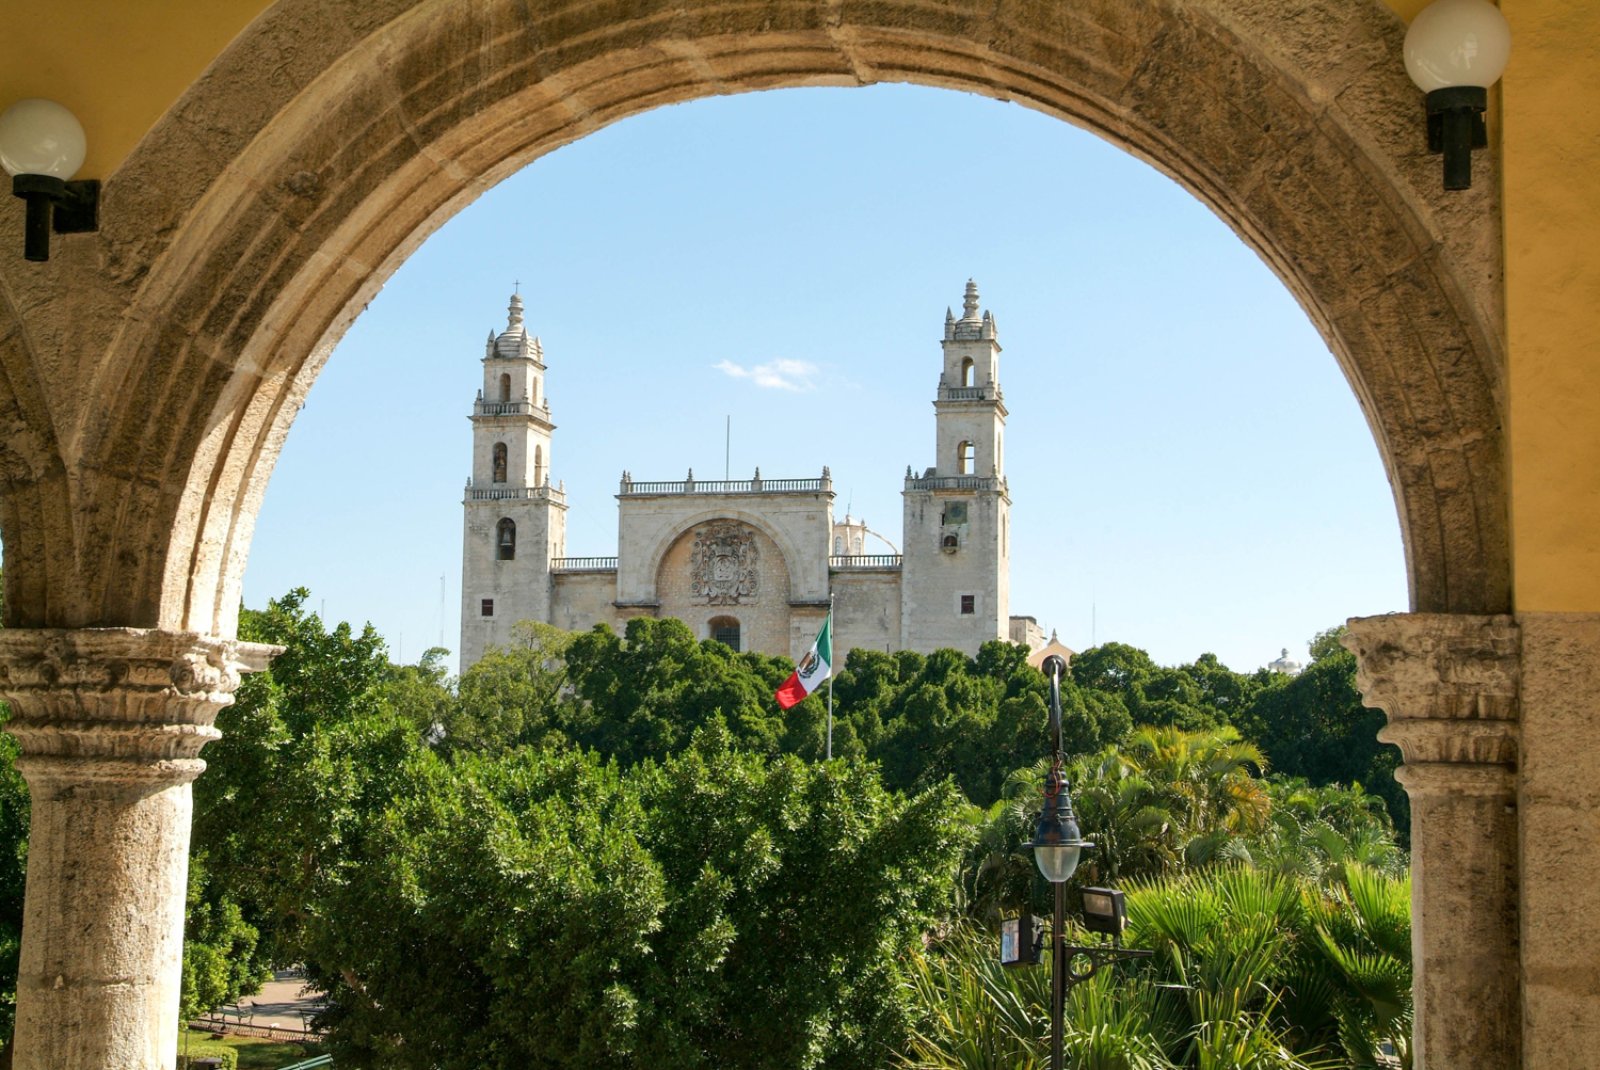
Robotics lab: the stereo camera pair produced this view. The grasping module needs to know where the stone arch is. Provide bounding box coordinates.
[956,441,976,476]
[0,0,1509,635]
[640,507,809,602]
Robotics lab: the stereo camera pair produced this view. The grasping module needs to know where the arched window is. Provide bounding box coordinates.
[961,357,975,387]
[497,518,516,560]
[834,536,844,554]
[534,445,544,484]
[492,442,508,483]
[498,373,511,403]
[709,615,741,651]
[942,533,959,552]
[957,441,975,475]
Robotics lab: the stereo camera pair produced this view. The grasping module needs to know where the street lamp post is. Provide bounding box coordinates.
[1019,654,1150,1070]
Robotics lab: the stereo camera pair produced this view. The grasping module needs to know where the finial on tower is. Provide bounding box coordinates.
[507,292,525,331]
[962,279,980,320]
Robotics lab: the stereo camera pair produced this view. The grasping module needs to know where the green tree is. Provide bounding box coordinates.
[1239,628,1407,840]
[189,589,426,985]
[444,622,574,755]
[299,727,970,1070]
[561,618,793,766]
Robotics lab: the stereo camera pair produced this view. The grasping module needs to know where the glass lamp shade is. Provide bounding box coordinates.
[1405,0,1512,92]
[1029,804,1087,884]
[1033,841,1083,885]
[0,99,87,179]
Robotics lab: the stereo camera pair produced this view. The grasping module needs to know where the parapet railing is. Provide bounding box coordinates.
[473,399,549,417]
[937,383,1002,402]
[551,556,619,572]
[903,474,1007,492]
[465,484,566,502]
[620,477,828,495]
[829,554,904,569]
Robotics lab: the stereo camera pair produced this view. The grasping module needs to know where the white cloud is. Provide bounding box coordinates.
[714,358,820,392]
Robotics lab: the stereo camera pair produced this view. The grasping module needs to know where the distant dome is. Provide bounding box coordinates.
[1268,647,1304,676]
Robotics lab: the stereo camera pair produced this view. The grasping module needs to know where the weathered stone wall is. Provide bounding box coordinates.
[654,523,793,656]
[459,497,562,664]
[548,571,621,635]
[617,495,828,607]
[831,569,903,659]
[1515,612,1600,1067]
[901,488,1009,655]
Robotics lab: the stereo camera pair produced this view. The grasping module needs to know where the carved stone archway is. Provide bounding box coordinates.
[0,1,1515,1066]
[0,0,1506,638]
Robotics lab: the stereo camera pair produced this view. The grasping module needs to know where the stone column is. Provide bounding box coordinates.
[1343,613,1520,1070]
[0,629,276,1070]
[1515,613,1600,1069]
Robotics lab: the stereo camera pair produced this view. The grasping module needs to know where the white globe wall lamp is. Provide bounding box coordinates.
[0,99,100,262]
[1404,0,1513,191]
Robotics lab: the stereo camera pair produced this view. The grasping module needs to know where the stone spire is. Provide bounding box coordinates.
[950,279,991,341]
[494,292,534,359]
[961,278,980,322]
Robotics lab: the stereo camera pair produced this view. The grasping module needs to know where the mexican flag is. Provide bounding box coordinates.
[776,613,832,710]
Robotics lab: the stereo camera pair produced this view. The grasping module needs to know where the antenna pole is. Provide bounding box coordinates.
[826,593,835,760]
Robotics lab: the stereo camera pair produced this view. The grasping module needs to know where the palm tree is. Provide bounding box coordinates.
[1305,865,1413,1068]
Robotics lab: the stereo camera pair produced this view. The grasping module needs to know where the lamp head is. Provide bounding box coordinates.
[1024,766,1092,884]
[0,99,86,180]
[1405,0,1512,93]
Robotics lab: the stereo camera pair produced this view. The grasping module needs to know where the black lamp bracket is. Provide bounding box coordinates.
[1425,86,1489,152]
[1031,929,1153,986]
[1424,86,1489,191]
[11,174,100,261]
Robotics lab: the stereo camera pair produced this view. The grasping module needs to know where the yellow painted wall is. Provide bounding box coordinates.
[0,0,270,179]
[1,0,1597,612]
[1501,0,1600,611]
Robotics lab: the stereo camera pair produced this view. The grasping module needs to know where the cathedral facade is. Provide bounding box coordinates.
[460,282,1043,668]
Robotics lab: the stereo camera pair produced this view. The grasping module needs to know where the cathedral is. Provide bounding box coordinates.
[459,281,1044,668]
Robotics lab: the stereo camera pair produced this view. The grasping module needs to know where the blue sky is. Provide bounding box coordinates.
[242,84,1407,675]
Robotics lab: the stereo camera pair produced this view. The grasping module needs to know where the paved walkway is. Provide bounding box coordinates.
[244,971,325,1030]
[203,969,326,1035]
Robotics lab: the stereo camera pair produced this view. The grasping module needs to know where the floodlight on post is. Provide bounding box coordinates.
[1403,0,1512,191]
[0,99,99,261]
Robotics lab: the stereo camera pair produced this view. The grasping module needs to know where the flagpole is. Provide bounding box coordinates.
[826,593,835,760]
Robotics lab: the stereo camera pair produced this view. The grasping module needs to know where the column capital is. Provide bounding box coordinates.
[0,628,278,788]
[1343,612,1519,787]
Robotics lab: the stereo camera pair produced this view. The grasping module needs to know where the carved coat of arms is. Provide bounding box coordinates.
[690,522,759,604]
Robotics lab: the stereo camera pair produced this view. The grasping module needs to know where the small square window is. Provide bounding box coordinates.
[481,599,495,617]
[960,595,975,615]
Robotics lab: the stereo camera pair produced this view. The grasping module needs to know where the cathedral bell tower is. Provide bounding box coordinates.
[460,292,567,665]
[899,280,1010,655]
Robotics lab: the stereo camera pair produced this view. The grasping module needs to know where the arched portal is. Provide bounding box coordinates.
[0,4,1527,1068]
[0,0,1507,639]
